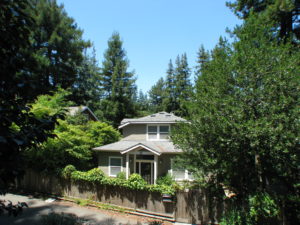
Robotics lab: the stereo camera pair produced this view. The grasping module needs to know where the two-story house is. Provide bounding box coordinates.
[93,112,193,184]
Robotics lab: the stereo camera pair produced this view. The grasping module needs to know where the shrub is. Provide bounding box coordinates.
[71,168,105,183]
[66,168,178,195]
[61,165,76,179]
[116,171,126,180]
[249,192,279,222]
[156,174,174,186]
[125,173,147,190]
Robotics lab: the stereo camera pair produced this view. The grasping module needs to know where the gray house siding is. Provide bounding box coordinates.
[98,152,126,176]
[98,151,175,178]
[158,154,175,177]
[122,124,146,141]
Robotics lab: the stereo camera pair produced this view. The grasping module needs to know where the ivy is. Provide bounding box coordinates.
[64,166,178,195]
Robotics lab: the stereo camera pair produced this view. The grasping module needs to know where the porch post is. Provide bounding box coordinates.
[126,153,129,179]
[154,155,158,184]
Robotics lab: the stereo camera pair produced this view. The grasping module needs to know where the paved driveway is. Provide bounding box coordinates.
[0,193,148,225]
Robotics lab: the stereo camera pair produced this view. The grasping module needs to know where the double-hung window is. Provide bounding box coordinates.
[147,125,169,140]
[109,157,122,177]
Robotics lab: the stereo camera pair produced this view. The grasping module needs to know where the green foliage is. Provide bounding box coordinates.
[61,165,76,179]
[99,32,137,127]
[71,168,105,183]
[116,171,126,180]
[249,192,279,222]
[220,208,252,225]
[156,174,175,186]
[28,0,90,95]
[25,91,121,173]
[226,0,300,41]
[30,89,71,119]
[149,54,192,116]
[125,174,147,190]
[66,168,177,195]
[0,0,62,191]
[172,12,299,224]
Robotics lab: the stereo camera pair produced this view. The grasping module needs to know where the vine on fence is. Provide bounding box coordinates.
[62,165,179,195]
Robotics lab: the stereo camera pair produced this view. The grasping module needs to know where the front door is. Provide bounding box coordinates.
[136,161,153,184]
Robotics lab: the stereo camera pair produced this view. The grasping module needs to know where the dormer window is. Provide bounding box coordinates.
[147,125,170,140]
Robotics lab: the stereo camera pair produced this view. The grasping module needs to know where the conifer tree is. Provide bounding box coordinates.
[99,32,137,127]
[163,60,177,112]
[29,0,90,95]
[173,53,192,116]
[148,78,165,112]
[195,45,210,78]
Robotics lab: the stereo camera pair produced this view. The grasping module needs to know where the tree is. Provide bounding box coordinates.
[148,77,165,112]
[69,48,102,111]
[173,53,192,116]
[99,32,137,127]
[0,0,62,191]
[25,91,121,173]
[195,45,210,78]
[172,14,299,224]
[163,60,177,112]
[226,0,300,41]
[29,0,90,95]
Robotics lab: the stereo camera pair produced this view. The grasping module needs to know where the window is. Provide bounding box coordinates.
[109,157,122,177]
[159,126,169,140]
[147,125,170,140]
[148,126,157,140]
[170,159,193,181]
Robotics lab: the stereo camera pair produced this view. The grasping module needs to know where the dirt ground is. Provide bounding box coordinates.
[0,193,174,225]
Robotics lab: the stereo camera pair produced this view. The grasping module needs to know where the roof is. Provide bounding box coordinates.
[67,106,99,121]
[93,140,182,155]
[119,112,186,129]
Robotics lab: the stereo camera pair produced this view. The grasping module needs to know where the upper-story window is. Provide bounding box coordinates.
[147,125,170,140]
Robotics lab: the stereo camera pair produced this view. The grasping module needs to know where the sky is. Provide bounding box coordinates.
[57,0,241,93]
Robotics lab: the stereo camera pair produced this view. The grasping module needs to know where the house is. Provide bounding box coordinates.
[67,106,99,121]
[93,112,193,184]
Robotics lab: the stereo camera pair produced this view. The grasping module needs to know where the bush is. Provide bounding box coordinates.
[71,168,105,183]
[156,174,174,186]
[66,168,178,195]
[220,208,252,225]
[61,165,76,179]
[116,171,126,180]
[125,173,147,190]
[249,192,279,222]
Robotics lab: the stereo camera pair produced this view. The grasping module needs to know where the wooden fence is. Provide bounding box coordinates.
[17,170,224,224]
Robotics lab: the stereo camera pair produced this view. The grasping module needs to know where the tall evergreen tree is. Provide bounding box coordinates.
[173,53,192,116]
[227,0,300,41]
[69,48,102,110]
[29,0,90,95]
[172,14,299,224]
[195,45,210,78]
[148,77,165,112]
[99,32,137,127]
[0,0,62,192]
[163,60,177,112]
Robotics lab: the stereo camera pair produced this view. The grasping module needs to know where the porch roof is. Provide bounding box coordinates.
[93,140,182,154]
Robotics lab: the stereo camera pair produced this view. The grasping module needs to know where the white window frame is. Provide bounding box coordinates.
[170,159,194,181]
[109,156,123,177]
[146,124,170,141]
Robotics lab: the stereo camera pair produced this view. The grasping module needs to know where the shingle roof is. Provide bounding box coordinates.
[67,106,98,121]
[93,140,182,155]
[119,112,186,129]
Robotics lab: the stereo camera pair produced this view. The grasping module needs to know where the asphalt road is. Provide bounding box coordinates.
[0,193,148,225]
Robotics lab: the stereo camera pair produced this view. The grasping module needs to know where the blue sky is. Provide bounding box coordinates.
[57,0,241,93]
